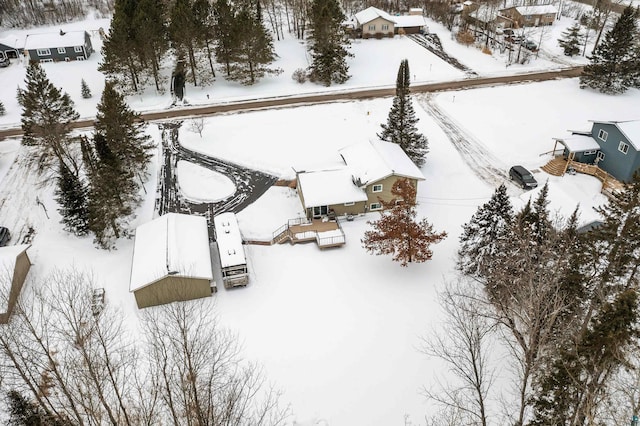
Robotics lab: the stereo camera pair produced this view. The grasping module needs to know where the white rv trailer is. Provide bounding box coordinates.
[213,212,249,288]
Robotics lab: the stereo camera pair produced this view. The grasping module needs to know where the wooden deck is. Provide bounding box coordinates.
[270,218,346,248]
[541,156,626,195]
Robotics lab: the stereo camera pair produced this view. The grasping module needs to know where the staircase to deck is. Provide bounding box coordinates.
[541,157,567,176]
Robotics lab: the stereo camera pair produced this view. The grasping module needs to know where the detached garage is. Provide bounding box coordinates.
[0,245,32,324]
[130,213,214,309]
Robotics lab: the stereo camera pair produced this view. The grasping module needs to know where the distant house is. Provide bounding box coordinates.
[352,7,428,38]
[129,213,214,309]
[467,4,499,28]
[354,7,396,38]
[0,245,32,324]
[0,36,24,59]
[296,140,425,218]
[552,120,640,183]
[498,5,557,27]
[24,30,93,63]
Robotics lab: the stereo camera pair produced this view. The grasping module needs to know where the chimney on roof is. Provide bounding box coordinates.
[59,29,66,36]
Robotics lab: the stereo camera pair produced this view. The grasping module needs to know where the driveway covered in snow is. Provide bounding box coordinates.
[156,121,277,236]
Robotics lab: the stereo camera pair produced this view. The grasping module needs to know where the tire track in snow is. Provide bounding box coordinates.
[417,93,508,188]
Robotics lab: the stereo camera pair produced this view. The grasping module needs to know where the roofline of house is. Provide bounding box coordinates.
[588,119,639,147]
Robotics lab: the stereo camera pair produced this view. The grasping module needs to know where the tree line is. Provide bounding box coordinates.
[18,61,153,249]
[0,269,287,425]
[424,175,640,425]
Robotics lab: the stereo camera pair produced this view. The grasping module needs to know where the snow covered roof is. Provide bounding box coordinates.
[0,244,30,314]
[471,5,499,22]
[554,134,600,152]
[514,5,558,15]
[24,30,87,50]
[0,35,25,50]
[394,15,427,28]
[129,214,213,292]
[339,140,425,186]
[592,120,640,150]
[355,7,396,25]
[297,168,369,208]
[213,213,246,268]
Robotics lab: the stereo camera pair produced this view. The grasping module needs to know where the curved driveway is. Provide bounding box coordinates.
[157,121,277,233]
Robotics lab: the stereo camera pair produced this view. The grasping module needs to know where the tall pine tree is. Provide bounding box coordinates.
[378,59,428,167]
[307,0,351,86]
[88,82,153,248]
[55,161,89,236]
[17,61,80,173]
[580,5,639,94]
[362,179,446,266]
[457,183,513,277]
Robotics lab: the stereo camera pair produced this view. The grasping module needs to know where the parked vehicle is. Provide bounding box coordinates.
[509,166,538,190]
[0,227,10,246]
[502,28,515,37]
[523,40,538,51]
[0,57,9,68]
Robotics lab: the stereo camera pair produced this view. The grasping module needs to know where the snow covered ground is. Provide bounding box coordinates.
[1,7,640,425]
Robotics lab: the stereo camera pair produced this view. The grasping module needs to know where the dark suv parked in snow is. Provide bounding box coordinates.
[509,166,538,190]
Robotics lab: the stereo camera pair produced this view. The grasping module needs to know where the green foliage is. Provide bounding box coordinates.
[80,78,91,99]
[87,82,153,249]
[17,62,79,171]
[0,100,5,116]
[307,0,352,86]
[55,161,89,236]
[457,183,513,276]
[378,59,428,166]
[580,5,640,94]
[558,23,583,57]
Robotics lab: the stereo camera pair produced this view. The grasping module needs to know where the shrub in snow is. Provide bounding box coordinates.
[292,68,307,84]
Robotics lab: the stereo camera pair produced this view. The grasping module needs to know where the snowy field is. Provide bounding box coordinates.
[1,6,640,425]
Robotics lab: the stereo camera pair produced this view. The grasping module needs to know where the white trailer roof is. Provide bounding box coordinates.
[214,213,246,268]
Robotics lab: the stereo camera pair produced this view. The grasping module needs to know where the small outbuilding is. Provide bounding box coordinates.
[213,212,249,288]
[0,245,32,324]
[24,30,93,63]
[129,213,214,309]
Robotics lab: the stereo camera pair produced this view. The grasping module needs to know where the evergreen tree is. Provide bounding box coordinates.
[94,81,153,176]
[227,5,280,85]
[55,161,89,236]
[80,78,91,99]
[17,61,80,172]
[580,5,640,94]
[88,82,153,248]
[132,0,169,92]
[214,0,240,77]
[307,0,352,86]
[5,390,68,425]
[170,0,201,86]
[378,59,428,167]
[0,100,5,116]
[458,184,513,276]
[558,23,583,57]
[362,179,446,266]
[100,0,143,93]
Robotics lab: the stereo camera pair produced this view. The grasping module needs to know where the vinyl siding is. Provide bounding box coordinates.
[0,251,31,324]
[133,276,212,309]
[591,123,640,182]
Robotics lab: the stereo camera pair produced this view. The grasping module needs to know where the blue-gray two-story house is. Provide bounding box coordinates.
[553,120,640,183]
[23,30,93,63]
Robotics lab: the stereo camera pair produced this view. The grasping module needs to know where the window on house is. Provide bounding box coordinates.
[57,47,66,54]
[583,150,597,155]
[598,129,608,141]
[36,48,51,56]
[596,151,605,162]
[76,56,85,61]
[344,202,355,206]
[372,184,383,192]
[370,203,382,211]
[74,46,83,53]
[368,24,376,31]
[619,142,630,154]
[381,24,389,31]
[40,58,53,63]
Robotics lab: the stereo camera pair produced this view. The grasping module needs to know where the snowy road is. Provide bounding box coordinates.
[417,93,509,188]
[157,121,277,236]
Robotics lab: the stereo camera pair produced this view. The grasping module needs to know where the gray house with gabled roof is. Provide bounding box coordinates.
[24,30,93,63]
[554,119,640,183]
